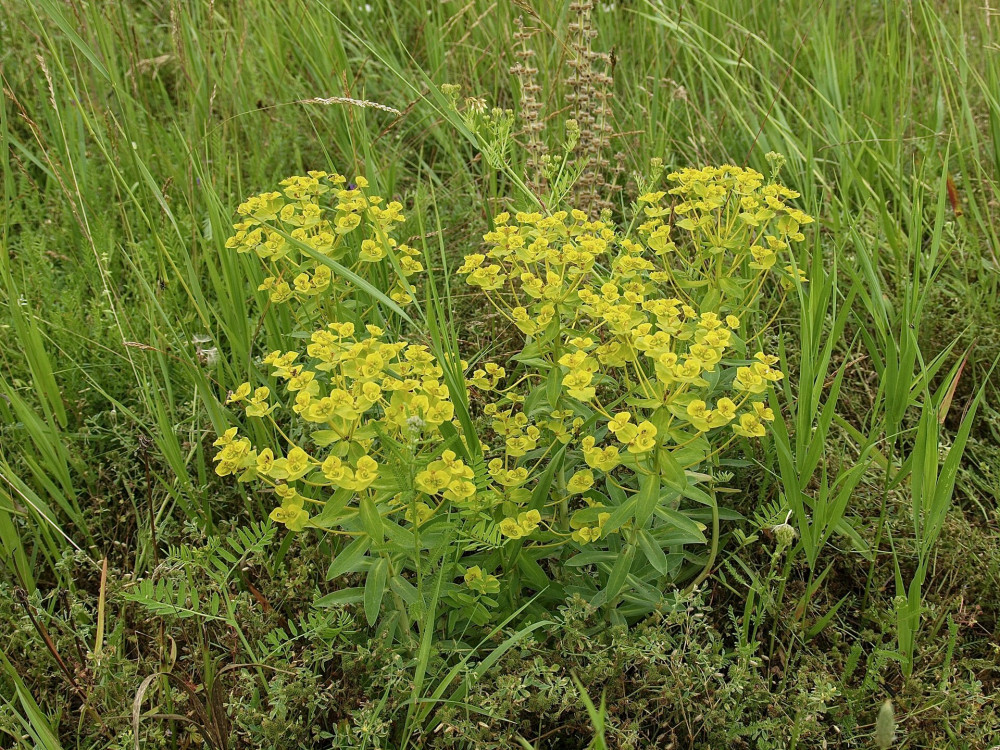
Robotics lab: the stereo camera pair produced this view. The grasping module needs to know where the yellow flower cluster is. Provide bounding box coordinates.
[225,172,421,311]
[458,211,783,441]
[414,450,477,504]
[571,511,610,544]
[463,565,500,596]
[214,322,464,531]
[637,165,813,307]
[498,509,541,539]
[456,179,807,548]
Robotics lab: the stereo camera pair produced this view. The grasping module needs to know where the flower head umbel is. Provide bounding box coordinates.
[215,322,465,532]
[226,171,421,317]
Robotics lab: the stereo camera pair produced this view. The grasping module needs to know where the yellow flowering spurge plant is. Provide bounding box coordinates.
[454,164,808,616]
[213,319,484,627]
[224,171,421,318]
[215,164,811,630]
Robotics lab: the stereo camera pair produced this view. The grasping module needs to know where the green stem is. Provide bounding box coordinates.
[686,486,719,593]
[768,551,795,663]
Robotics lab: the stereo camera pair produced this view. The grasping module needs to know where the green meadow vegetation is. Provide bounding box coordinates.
[2,0,1000,747]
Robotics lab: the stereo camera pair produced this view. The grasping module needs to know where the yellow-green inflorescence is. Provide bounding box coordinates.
[215,321,461,532]
[224,171,421,311]
[215,164,811,617]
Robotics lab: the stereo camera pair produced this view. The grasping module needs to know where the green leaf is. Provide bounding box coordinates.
[591,544,635,608]
[517,554,556,594]
[805,593,849,639]
[601,497,637,535]
[326,536,371,580]
[514,355,549,368]
[529,445,565,510]
[658,450,687,492]
[546,366,563,409]
[652,507,707,543]
[565,550,618,567]
[359,496,384,544]
[605,480,626,505]
[32,0,111,82]
[700,287,721,314]
[389,575,418,605]
[634,473,661,528]
[312,487,354,527]
[380,517,416,549]
[364,557,388,626]
[679,482,715,506]
[314,587,365,607]
[637,529,668,576]
[311,430,343,447]
[523,383,547,417]
[926,378,988,552]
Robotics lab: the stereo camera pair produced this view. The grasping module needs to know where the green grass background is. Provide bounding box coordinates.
[2,0,999,747]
